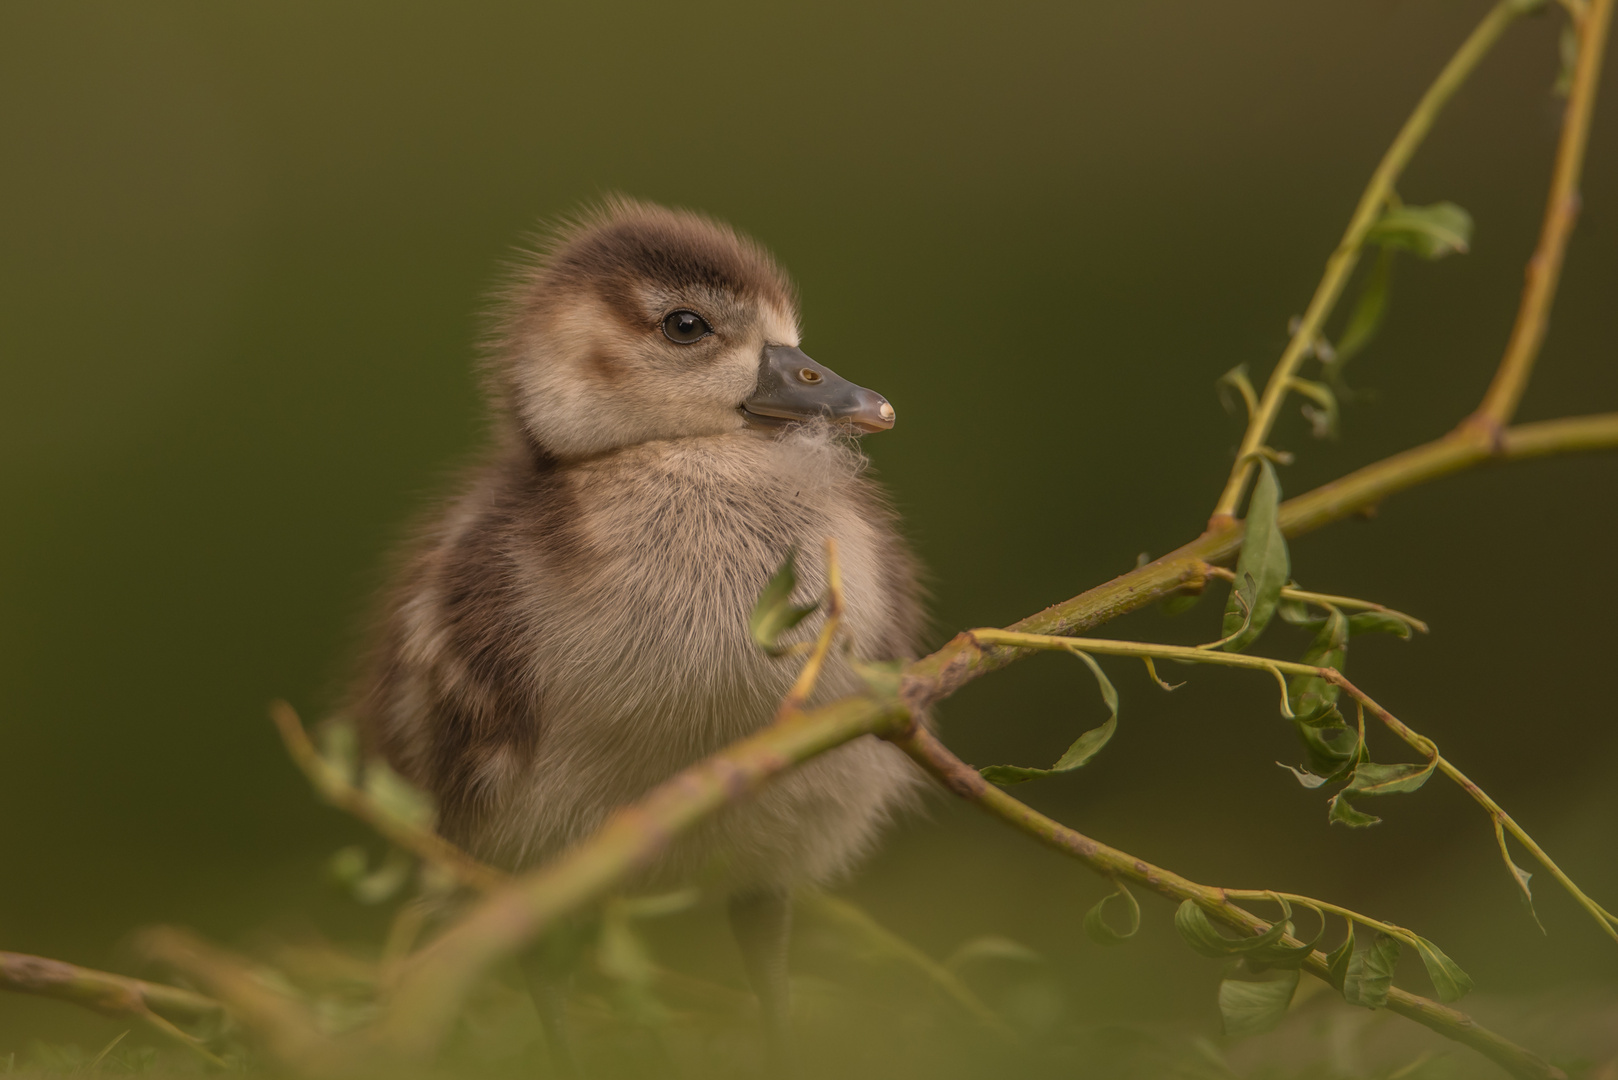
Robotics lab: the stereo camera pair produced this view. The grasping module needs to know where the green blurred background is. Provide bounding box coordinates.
[3,0,1616,1073]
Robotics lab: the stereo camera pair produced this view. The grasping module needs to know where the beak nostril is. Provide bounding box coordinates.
[798,368,822,384]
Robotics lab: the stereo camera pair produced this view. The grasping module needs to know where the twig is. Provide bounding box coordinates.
[890,727,1567,1080]
[271,700,507,893]
[1470,0,1614,432]
[901,411,1618,711]
[1328,674,1618,944]
[778,538,846,716]
[375,695,908,1054]
[0,951,226,1066]
[967,628,1618,945]
[1211,0,1541,526]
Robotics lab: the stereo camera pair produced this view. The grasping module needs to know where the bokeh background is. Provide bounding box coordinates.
[3,1,1616,1074]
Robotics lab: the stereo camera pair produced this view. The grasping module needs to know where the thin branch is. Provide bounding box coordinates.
[890,727,1567,1080]
[779,538,845,715]
[271,700,507,894]
[1211,0,1540,525]
[1470,0,1615,431]
[375,695,908,1055]
[902,411,1618,712]
[1328,674,1618,944]
[0,951,225,1066]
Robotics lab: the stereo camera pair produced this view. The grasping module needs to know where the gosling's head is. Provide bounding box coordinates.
[488,197,895,460]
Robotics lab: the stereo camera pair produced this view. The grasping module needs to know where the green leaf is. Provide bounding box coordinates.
[1288,607,1348,724]
[1366,202,1473,260]
[1083,882,1141,946]
[1276,596,1319,626]
[1277,762,1329,789]
[1342,934,1401,1008]
[1173,900,1289,959]
[1495,821,1547,933]
[1344,760,1436,798]
[1326,923,1356,989]
[1219,963,1300,1037]
[1412,936,1473,1003]
[1218,363,1259,419]
[980,651,1118,785]
[1347,611,1415,639]
[363,761,436,829]
[1327,792,1382,828]
[749,550,821,656]
[1298,714,1360,778]
[1329,245,1395,374]
[1221,460,1289,652]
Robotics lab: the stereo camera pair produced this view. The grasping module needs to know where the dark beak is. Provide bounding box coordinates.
[742,344,896,434]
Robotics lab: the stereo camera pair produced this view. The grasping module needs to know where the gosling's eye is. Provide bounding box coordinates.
[662,310,713,344]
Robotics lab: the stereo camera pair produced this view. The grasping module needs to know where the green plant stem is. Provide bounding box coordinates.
[1211,0,1539,525]
[891,727,1566,1080]
[1331,676,1618,943]
[0,951,225,1066]
[901,411,1618,712]
[965,628,1618,945]
[376,695,908,1055]
[1471,0,1614,430]
[271,700,508,893]
[1204,565,1429,633]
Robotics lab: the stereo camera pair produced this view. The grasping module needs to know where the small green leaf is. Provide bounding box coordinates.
[1218,363,1259,419]
[1412,936,1473,1003]
[1366,202,1473,260]
[749,550,821,656]
[1329,245,1395,374]
[1326,923,1356,989]
[1342,934,1401,1009]
[1346,611,1415,639]
[1495,821,1547,933]
[1218,963,1300,1037]
[1173,900,1289,959]
[1327,792,1381,828]
[1288,606,1348,724]
[1277,762,1329,789]
[980,651,1118,785]
[1221,460,1290,653]
[363,761,436,829]
[1084,882,1141,946]
[1344,760,1436,797]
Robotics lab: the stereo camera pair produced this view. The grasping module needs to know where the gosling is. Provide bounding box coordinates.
[353,198,925,1065]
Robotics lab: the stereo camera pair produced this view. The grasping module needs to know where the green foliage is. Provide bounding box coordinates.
[980,651,1118,785]
[749,549,821,656]
[1220,460,1289,652]
[1083,882,1140,946]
